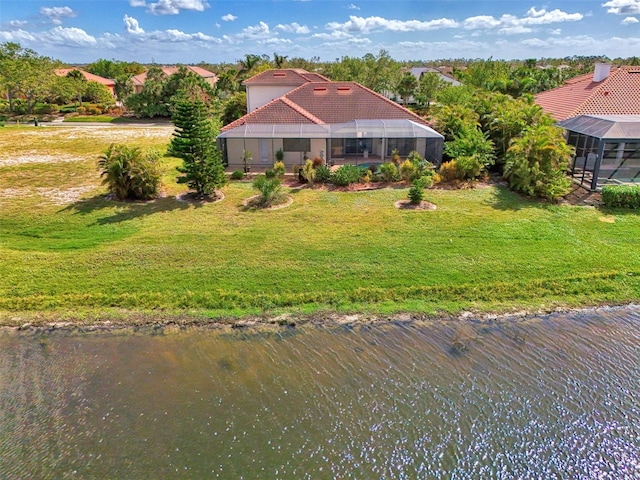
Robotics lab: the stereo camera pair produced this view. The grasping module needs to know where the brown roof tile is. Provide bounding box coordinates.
[131,66,216,86]
[55,68,115,86]
[221,97,323,131]
[535,67,640,121]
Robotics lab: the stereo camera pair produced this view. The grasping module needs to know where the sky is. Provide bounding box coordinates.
[1,0,640,65]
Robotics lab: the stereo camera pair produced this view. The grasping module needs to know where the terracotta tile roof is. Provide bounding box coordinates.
[243,69,330,86]
[131,66,216,86]
[221,97,324,131]
[535,67,640,121]
[55,68,115,86]
[284,82,430,125]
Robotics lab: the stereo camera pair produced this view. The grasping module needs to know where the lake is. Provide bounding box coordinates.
[1,306,639,479]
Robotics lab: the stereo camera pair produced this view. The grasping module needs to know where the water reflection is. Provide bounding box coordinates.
[1,307,640,478]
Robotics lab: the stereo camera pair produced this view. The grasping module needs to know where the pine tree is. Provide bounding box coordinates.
[169,100,227,197]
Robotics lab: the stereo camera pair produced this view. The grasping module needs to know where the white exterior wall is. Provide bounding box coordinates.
[247,85,300,111]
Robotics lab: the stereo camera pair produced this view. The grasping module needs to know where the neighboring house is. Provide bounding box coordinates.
[217,69,444,171]
[131,66,217,93]
[535,64,640,190]
[408,67,461,87]
[54,68,116,96]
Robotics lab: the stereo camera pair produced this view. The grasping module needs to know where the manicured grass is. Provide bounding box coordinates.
[63,115,118,123]
[1,126,640,325]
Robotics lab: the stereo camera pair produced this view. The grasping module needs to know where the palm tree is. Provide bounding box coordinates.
[273,53,288,69]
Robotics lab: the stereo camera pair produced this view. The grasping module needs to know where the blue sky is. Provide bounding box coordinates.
[1,0,640,64]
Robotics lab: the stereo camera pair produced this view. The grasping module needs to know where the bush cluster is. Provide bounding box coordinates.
[602,185,640,208]
[331,164,364,186]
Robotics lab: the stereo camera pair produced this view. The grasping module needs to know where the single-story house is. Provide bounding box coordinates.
[217,69,444,171]
[535,64,640,190]
[131,66,217,94]
[55,68,116,96]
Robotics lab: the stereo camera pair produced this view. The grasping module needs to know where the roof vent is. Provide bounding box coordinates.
[593,63,611,82]
[313,87,327,92]
[273,72,286,77]
[337,86,351,93]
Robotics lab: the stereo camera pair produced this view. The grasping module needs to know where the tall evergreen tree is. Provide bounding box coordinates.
[169,100,227,197]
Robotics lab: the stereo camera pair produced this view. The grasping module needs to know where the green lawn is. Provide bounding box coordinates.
[1,126,640,326]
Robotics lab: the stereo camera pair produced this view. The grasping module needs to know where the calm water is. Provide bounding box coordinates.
[1,307,639,479]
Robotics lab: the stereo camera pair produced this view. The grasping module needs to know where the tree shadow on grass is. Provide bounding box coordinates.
[61,194,195,225]
[483,184,549,211]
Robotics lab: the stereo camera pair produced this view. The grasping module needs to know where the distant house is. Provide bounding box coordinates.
[408,67,461,87]
[131,66,217,94]
[536,64,640,190]
[54,68,116,96]
[217,69,444,171]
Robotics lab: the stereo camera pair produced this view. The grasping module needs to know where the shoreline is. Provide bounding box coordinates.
[1,301,637,336]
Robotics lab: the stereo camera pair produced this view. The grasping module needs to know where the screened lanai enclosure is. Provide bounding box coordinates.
[559,115,640,190]
[217,119,444,171]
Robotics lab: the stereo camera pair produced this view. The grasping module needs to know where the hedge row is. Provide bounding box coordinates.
[602,184,640,208]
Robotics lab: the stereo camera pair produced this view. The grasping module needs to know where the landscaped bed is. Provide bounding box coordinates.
[1,125,640,328]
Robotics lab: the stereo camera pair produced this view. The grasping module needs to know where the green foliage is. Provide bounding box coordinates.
[396,72,418,105]
[98,143,162,200]
[414,174,434,189]
[415,72,447,108]
[272,161,286,178]
[265,168,277,179]
[504,124,573,201]
[400,159,419,182]
[85,58,144,79]
[33,103,59,115]
[301,159,316,185]
[328,50,401,94]
[331,164,363,186]
[275,148,284,161]
[169,100,227,197]
[315,165,332,183]
[408,180,425,204]
[221,92,247,125]
[444,127,495,180]
[230,170,244,180]
[432,104,480,142]
[252,175,284,207]
[437,160,464,182]
[84,81,114,105]
[380,162,401,182]
[602,185,640,208]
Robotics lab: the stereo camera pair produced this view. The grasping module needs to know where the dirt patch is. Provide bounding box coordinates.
[243,194,293,210]
[0,153,83,167]
[36,186,96,205]
[176,190,225,204]
[562,184,602,206]
[395,200,437,211]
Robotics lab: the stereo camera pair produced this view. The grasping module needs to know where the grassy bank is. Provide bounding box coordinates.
[1,125,640,326]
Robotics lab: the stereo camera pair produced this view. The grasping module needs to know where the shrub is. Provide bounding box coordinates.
[444,127,495,180]
[273,161,285,178]
[265,168,276,179]
[602,185,640,208]
[437,160,463,182]
[275,148,284,161]
[414,174,434,189]
[253,175,284,207]
[331,164,363,186]
[291,164,300,175]
[400,159,420,182]
[315,165,331,183]
[77,106,87,114]
[391,148,402,165]
[34,103,59,115]
[408,180,425,204]
[312,157,323,168]
[230,170,244,180]
[98,144,163,200]
[302,159,316,185]
[380,162,401,183]
[86,105,102,115]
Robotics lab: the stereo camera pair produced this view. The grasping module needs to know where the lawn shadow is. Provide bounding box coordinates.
[483,184,548,211]
[61,194,193,225]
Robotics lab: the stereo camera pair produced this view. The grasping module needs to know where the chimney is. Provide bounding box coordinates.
[593,63,612,82]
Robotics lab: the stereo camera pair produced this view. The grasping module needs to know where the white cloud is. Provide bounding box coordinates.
[548,28,562,35]
[0,29,36,43]
[603,0,640,15]
[222,14,237,22]
[312,30,353,40]
[327,15,458,33]
[347,3,360,9]
[236,21,272,39]
[4,20,29,30]
[622,16,640,23]
[129,0,147,6]
[147,0,209,15]
[464,8,582,33]
[123,15,145,34]
[40,6,76,25]
[258,38,293,46]
[275,22,311,34]
[41,26,97,47]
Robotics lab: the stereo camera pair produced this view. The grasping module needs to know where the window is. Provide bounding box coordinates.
[283,138,310,152]
[387,138,416,156]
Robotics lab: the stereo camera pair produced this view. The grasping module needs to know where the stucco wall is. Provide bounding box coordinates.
[247,85,299,112]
